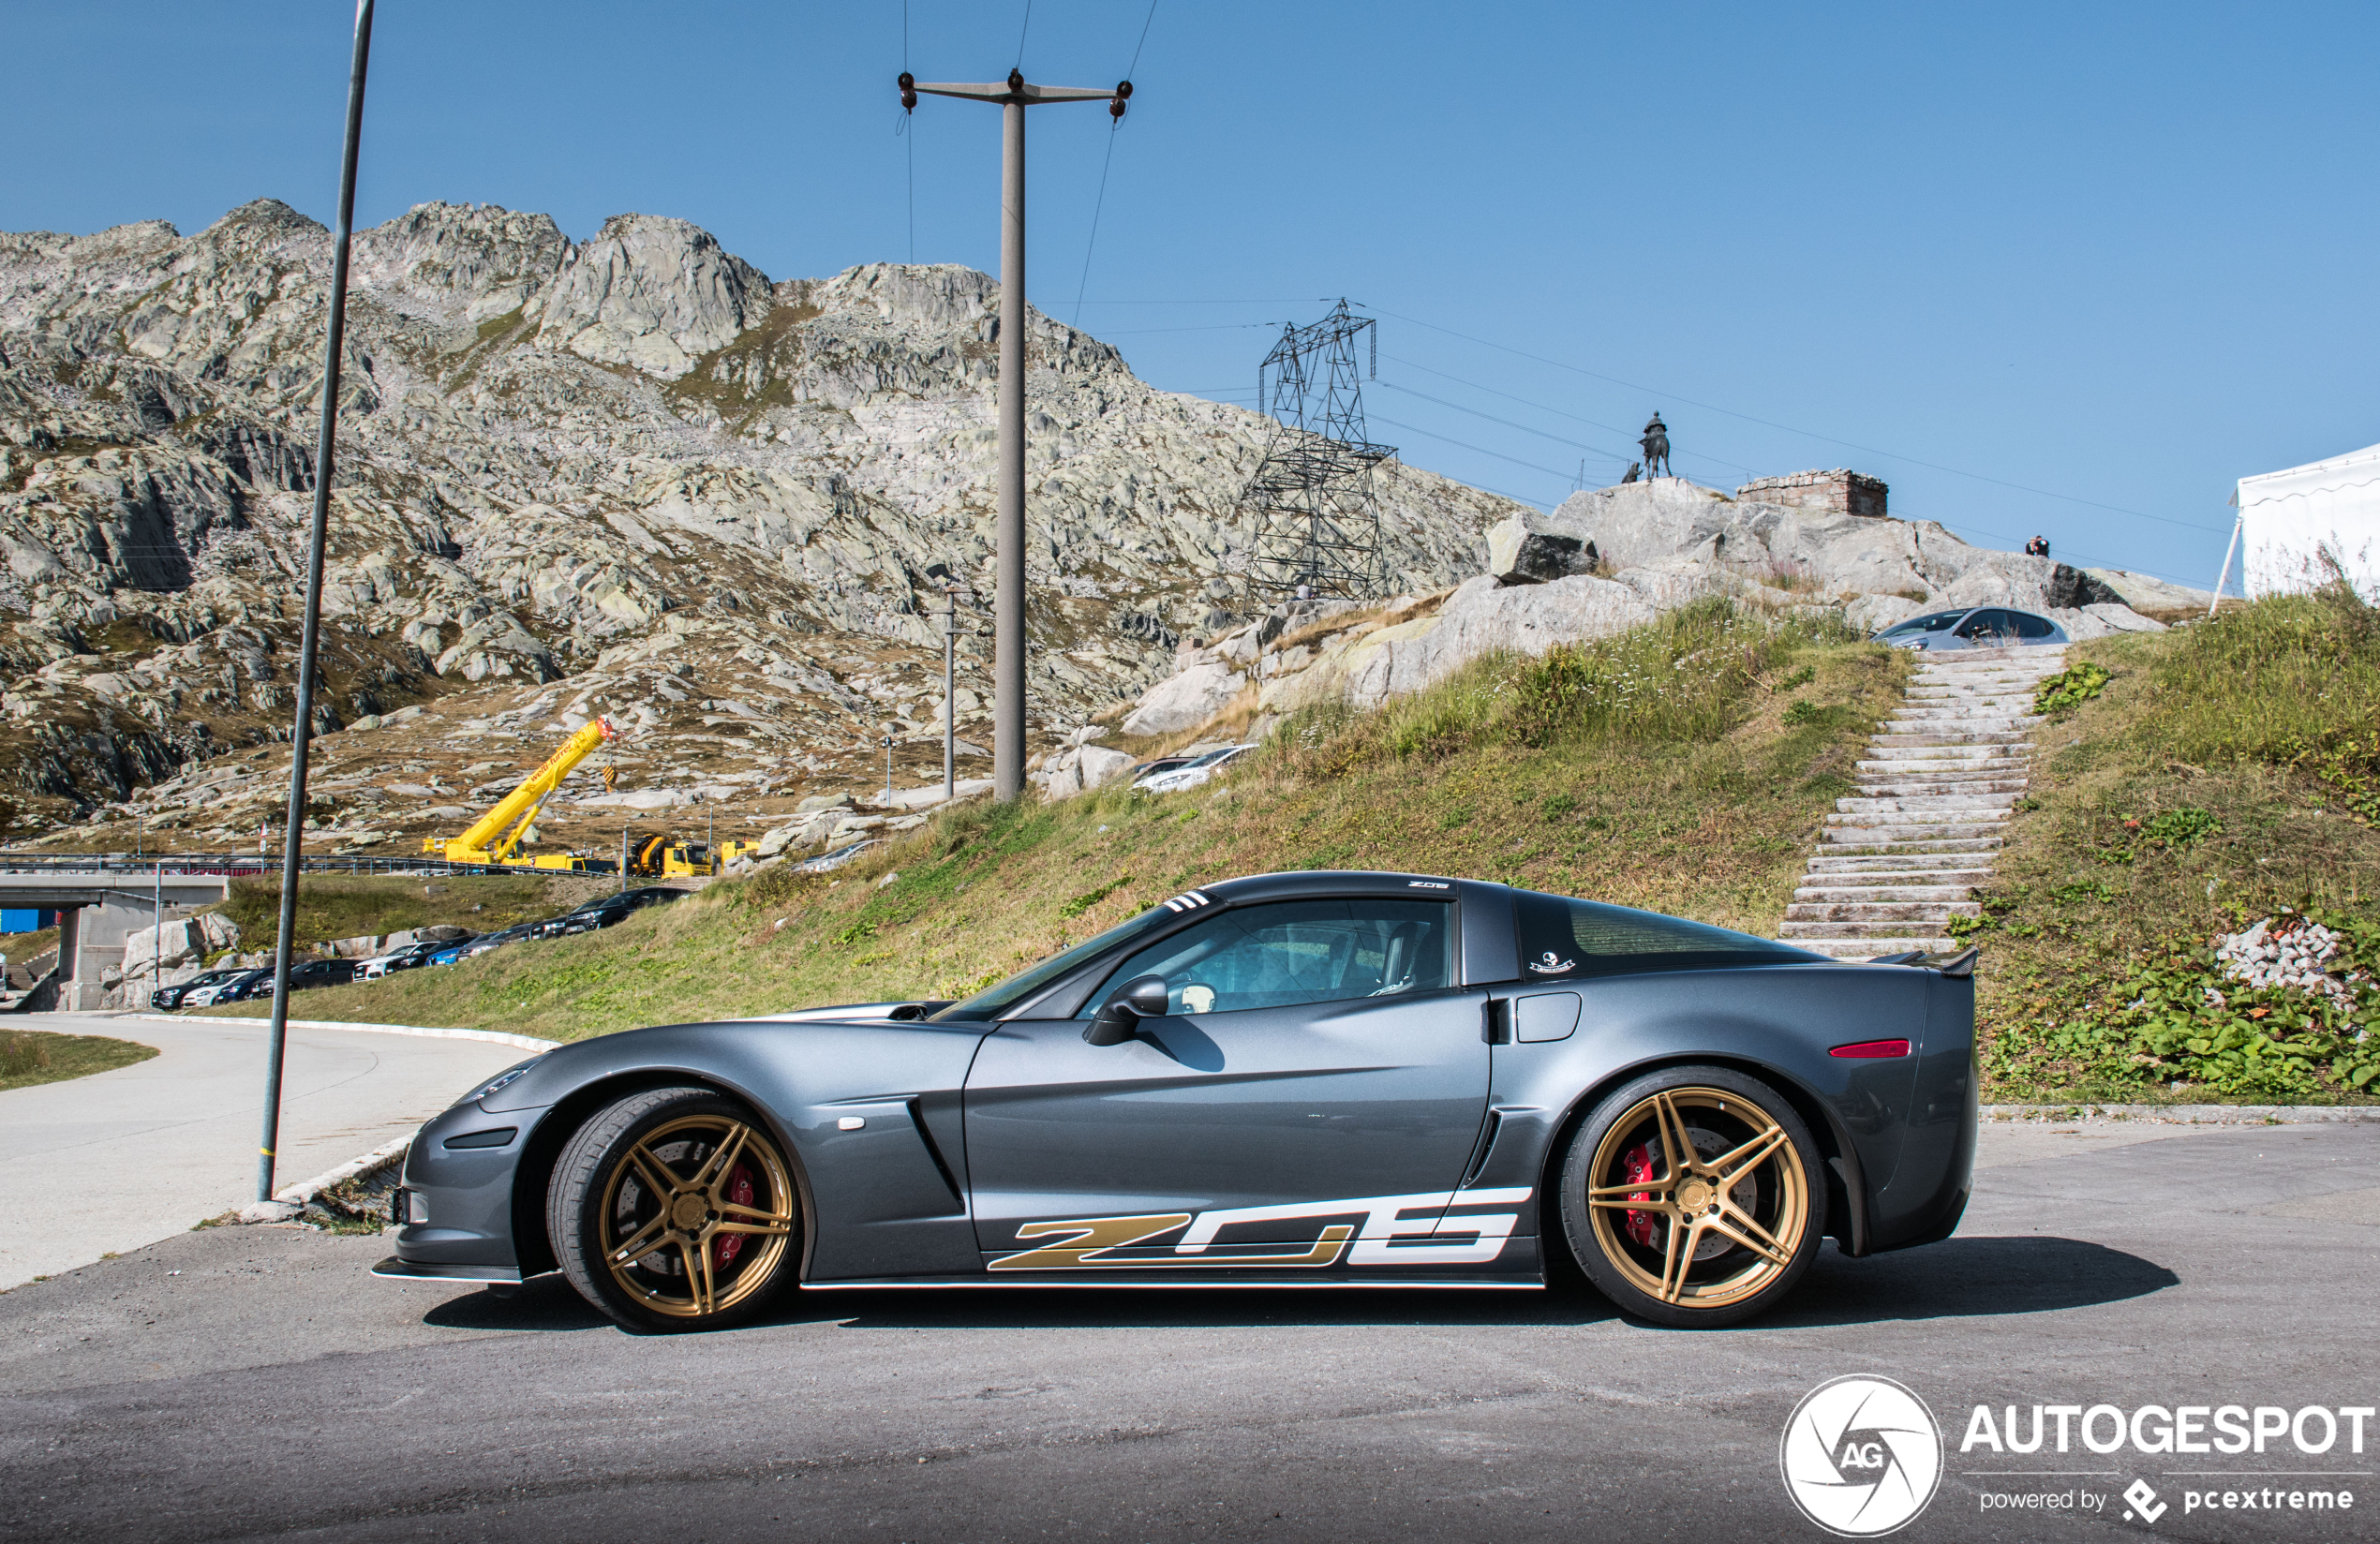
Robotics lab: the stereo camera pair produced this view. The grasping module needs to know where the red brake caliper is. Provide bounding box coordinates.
[714,1165,754,1270]
[1622,1143,1658,1247]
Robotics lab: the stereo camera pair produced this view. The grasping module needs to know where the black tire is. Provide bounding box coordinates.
[1558,1065,1826,1329]
[548,1085,803,1333]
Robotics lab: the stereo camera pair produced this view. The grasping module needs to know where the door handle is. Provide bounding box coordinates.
[1480,998,1509,1045]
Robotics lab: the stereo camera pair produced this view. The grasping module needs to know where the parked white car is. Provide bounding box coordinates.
[1134,744,1256,794]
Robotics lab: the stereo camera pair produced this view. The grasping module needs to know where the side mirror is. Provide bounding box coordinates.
[1083,974,1169,1047]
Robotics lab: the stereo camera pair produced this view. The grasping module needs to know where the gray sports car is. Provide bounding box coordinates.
[377,871,1978,1332]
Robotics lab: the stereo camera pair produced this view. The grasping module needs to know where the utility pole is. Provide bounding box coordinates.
[259,0,372,1206]
[901,67,1134,802]
[924,561,971,803]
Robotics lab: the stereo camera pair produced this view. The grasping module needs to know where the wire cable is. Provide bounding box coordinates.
[1361,304,2233,537]
[1014,0,1033,67]
[1066,1,1157,329]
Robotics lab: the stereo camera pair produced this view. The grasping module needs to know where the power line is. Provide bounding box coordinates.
[1376,379,1635,470]
[1360,304,2235,538]
[1014,0,1033,67]
[1381,351,1761,477]
[1068,2,1158,329]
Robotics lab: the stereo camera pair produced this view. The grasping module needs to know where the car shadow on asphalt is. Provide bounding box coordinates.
[1753,1235,2178,1330]
[414,1235,2176,1336]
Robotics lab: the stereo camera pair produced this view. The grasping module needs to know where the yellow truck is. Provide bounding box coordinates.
[424,718,620,871]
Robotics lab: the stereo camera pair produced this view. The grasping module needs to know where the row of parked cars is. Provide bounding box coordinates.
[151,886,687,1011]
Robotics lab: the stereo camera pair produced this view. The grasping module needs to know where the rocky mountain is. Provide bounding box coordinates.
[0,199,1516,854]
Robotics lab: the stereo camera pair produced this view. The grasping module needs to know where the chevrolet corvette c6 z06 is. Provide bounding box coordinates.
[376,870,1977,1332]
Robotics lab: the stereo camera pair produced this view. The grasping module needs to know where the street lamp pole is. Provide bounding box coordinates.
[901,67,1132,802]
[260,0,373,1206]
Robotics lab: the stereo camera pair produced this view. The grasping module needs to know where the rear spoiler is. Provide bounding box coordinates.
[1866,946,1978,979]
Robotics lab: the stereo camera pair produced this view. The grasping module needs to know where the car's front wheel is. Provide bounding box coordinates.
[548,1086,802,1333]
[1558,1066,1825,1328]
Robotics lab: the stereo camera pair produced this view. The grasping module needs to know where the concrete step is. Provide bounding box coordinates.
[1823,821,2011,843]
[1825,806,2011,824]
[1867,734,2032,750]
[1886,714,2042,730]
[1852,779,2029,798]
[1862,743,2029,760]
[1784,901,1981,923]
[1784,937,1960,958]
[1807,854,1997,874]
[1837,795,2019,815]
[1856,757,2031,775]
[1792,883,1978,903]
[1817,836,2004,855]
[1779,919,1972,938]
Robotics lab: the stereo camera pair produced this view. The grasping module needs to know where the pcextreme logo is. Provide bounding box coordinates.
[1781,1375,1944,1537]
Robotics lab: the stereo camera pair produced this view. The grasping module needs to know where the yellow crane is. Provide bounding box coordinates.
[424,717,619,870]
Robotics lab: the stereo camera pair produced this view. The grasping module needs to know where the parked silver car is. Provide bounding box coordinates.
[1134,744,1257,794]
[1873,605,2068,652]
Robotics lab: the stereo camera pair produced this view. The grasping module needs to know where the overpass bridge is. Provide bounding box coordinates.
[0,873,232,1011]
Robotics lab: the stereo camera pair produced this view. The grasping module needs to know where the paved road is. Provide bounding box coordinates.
[1,1120,2374,1543]
[0,1014,529,1288]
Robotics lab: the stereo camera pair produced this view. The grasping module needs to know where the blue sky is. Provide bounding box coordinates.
[7,1,2373,588]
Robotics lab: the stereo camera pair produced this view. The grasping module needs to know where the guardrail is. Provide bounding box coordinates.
[0,853,593,880]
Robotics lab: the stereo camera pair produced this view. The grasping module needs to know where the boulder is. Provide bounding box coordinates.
[1035,745,1139,800]
[1121,658,1245,736]
[1485,510,1599,585]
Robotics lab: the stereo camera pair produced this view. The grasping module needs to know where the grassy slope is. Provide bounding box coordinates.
[0,1030,157,1092]
[213,871,624,957]
[226,610,1903,1042]
[1972,589,2380,1101]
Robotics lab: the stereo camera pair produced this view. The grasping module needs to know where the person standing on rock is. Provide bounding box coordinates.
[1640,414,1672,479]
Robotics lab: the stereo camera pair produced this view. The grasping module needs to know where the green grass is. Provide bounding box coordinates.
[0,1030,157,1092]
[215,871,611,956]
[1970,584,2380,1103]
[218,602,1905,1042]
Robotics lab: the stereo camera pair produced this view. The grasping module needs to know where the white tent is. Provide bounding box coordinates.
[2234,441,2380,599]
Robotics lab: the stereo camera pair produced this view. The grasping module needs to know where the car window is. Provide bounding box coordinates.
[1512,894,1820,980]
[2014,610,2056,639]
[1077,898,1455,1017]
[932,906,1183,1021]
[1878,610,1967,637]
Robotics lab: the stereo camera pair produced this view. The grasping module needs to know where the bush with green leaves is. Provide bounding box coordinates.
[2035,661,2111,715]
[1986,909,2380,1100]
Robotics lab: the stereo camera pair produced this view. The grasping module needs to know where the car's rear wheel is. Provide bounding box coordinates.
[1558,1066,1824,1328]
[548,1086,802,1333]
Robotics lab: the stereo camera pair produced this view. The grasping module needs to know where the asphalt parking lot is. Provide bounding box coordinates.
[2,1120,2373,1543]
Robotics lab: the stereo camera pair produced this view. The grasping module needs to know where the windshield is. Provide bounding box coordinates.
[931,906,1181,1021]
[1878,609,1969,638]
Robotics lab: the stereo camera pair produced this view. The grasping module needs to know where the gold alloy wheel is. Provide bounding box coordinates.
[597,1113,796,1320]
[1584,1087,1809,1309]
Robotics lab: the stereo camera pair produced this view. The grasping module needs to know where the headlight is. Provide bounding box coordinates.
[458,1061,536,1108]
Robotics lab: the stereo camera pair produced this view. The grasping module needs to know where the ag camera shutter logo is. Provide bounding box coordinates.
[1781,1375,1944,1537]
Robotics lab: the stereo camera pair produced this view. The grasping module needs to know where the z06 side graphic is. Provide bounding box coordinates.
[379,871,1978,1332]
[989,1189,1537,1271]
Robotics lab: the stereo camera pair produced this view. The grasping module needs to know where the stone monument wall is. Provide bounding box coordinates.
[1733,468,1889,518]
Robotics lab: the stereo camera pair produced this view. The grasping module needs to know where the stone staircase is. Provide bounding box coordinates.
[1778,645,2071,959]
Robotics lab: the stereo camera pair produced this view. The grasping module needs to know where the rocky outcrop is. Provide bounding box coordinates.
[0,197,1520,839]
[531,214,770,379]
[1112,476,2176,746]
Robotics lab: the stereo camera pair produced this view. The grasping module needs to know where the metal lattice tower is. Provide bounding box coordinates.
[1238,300,1394,601]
